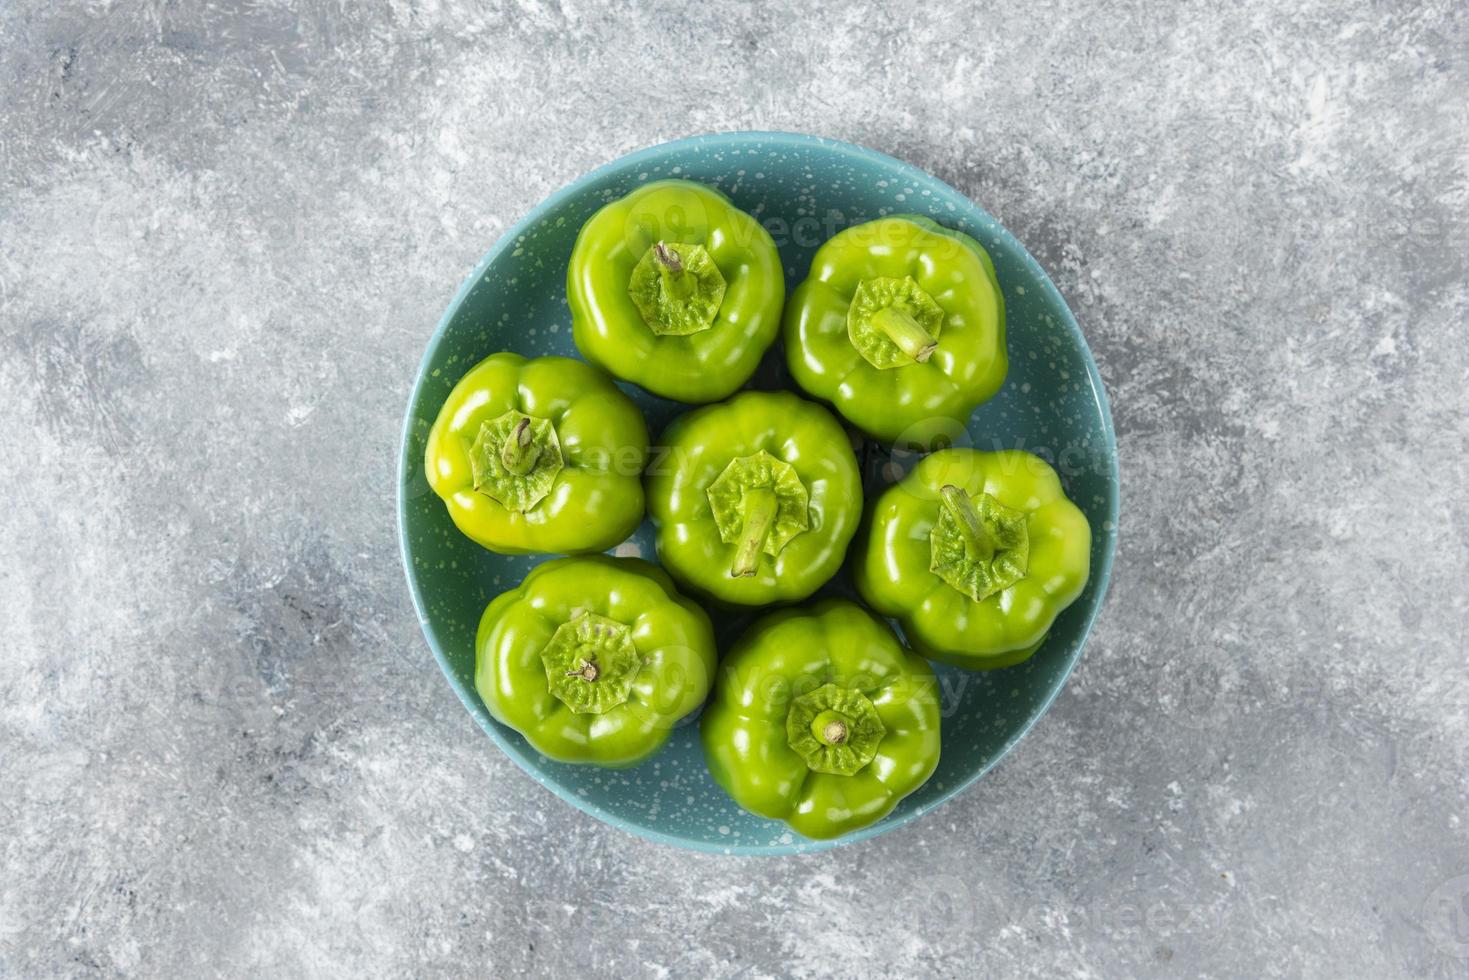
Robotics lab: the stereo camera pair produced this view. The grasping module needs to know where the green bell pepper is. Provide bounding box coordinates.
[568,179,785,403]
[476,555,716,767]
[646,390,862,606]
[424,352,647,555]
[701,599,941,839]
[783,215,1007,449]
[855,448,1091,669]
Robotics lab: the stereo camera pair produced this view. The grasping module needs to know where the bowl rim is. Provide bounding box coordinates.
[397,130,1120,855]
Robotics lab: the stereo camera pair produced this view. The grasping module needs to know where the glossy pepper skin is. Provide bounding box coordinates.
[646,390,862,606]
[568,179,784,403]
[424,353,647,555]
[783,215,1007,450]
[856,449,1091,669]
[701,599,941,840]
[476,556,716,767]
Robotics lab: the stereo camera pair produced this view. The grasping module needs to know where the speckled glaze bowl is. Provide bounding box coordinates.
[398,132,1118,854]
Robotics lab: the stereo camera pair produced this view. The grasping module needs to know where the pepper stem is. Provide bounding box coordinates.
[872,306,937,362]
[501,417,540,476]
[653,241,682,272]
[653,241,695,303]
[565,658,599,682]
[730,487,778,578]
[813,711,850,746]
[940,484,997,562]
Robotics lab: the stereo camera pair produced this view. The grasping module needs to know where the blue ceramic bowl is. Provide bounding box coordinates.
[398,132,1118,854]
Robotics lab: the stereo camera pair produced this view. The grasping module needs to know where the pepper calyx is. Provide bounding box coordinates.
[469,409,563,512]
[929,485,1030,601]
[786,684,885,776]
[540,612,641,714]
[706,451,811,577]
[628,240,727,336]
[847,275,944,369]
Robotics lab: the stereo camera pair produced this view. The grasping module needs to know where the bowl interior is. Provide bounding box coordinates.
[398,133,1118,854]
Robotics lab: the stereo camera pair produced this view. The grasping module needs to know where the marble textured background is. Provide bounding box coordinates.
[2,1,1467,977]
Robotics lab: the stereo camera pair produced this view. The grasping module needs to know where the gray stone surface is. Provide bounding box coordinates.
[2,0,1466,976]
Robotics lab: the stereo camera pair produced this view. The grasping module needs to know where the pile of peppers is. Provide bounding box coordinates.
[423,179,1093,840]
